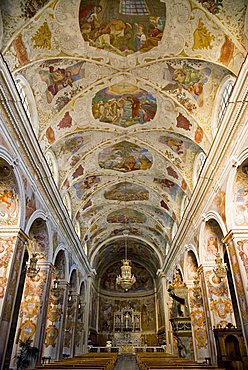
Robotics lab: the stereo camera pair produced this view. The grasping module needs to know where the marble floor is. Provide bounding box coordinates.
[114,355,140,370]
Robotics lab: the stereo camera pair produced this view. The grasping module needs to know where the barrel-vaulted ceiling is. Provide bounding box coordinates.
[1,0,247,275]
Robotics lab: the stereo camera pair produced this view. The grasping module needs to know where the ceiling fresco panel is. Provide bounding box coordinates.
[1,0,247,277]
[92,82,157,127]
[79,0,166,56]
[98,140,153,172]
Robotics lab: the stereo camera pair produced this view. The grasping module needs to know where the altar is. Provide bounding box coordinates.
[113,307,142,347]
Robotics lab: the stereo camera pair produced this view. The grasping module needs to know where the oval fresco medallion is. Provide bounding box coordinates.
[98,141,153,172]
[107,208,146,223]
[92,82,157,127]
[79,0,166,56]
[104,182,149,201]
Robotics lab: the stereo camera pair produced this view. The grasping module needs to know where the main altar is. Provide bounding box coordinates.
[113,307,142,348]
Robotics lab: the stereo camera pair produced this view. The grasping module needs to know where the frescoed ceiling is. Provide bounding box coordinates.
[0,0,247,276]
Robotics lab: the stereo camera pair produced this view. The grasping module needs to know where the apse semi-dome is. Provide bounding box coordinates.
[79,0,166,56]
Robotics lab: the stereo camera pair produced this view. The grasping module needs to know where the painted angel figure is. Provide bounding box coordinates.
[163,63,211,107]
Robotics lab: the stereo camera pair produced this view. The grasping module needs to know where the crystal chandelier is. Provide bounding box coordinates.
[116,230,136,291]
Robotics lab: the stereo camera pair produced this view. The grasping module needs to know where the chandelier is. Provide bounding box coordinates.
[116,230,136,291]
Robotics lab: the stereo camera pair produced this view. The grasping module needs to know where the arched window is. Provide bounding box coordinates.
[193,152,206,187]
[180,194,189,219]
[62,192,72,218]
[74,220,81,239]
[217,80,234,124]
[212,76,235,134]
[14,75,39,136]
[171,222,177,240]
[45,150,59,186]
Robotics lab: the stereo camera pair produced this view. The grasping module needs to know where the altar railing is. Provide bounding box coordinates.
[89,346,165,354]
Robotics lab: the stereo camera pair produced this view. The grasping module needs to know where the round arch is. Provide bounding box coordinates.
[0,147,26,229]
[199,211,227,265]
[53,245,70,282]
[25,209,53,262]
[226,148,248,230]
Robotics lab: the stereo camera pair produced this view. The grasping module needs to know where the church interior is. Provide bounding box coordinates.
[0,0,248,369]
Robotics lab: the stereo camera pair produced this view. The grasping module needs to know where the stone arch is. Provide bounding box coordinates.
[25,209,53,262]
[199,212,226,264]
[69,267,78,292]
[0,149,26,229]
[53,247,70,282]
[226,152,248,230]
[184,248,199,283]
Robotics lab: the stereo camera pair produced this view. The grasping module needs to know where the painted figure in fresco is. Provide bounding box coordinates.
[98,142,153,172]
[0,190,15,209]
[187,253,198,280]
[40,62,85,103]
[92,85,157,127]
[139,16,165,53]
[163,63,211,107]
[207,236,218,255]
[198,0,223,15]
[236,187,248,225]
[134,23,147,50]
[237,240,248,274]
[79,0,166,55]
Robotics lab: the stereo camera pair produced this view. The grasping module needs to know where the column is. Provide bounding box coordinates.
[186,275,210,362]
[10,261,54,367]
[63,291,78,357]
[42,279,69,361]
[83,273,93,353]
[0,228,28,370]
[157,272,173,353]
[223,231,248,350]
[198,260,236,365]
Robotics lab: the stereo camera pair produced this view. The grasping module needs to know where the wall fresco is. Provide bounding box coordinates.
[98,141,153,172]
[234,163,248,226]
[186,251,198,281]
[0,236,17,315]
[99,294,156,334]
[92,83,157,126]
[203,221,222,262]
[236,239,248,279]
[188,288,209,361]
[0,161,19,226]
[101,262,153,292]
[79,0,166,55]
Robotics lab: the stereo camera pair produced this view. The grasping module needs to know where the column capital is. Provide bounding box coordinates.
[156,269,167,280]
[223,229,248,244]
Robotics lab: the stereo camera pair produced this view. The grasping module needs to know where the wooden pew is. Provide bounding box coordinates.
[136,352,225,370]
[35,352,117,370]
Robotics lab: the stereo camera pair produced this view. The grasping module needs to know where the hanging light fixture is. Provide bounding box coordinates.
[116,180,136,291]
[116,230,136,291]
